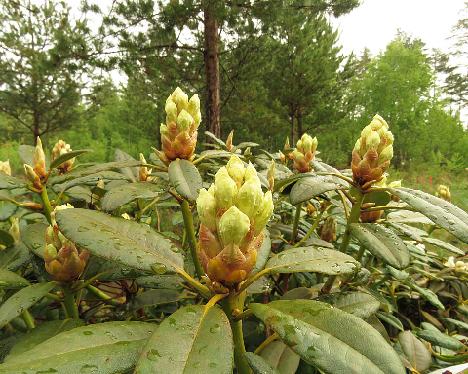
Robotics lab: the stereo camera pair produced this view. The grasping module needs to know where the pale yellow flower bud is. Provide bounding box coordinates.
[9,217,20,243]
[165,100,178,124]
[225,130,234,152]
[33,137,47,178]
[171,87,189,111]
[187,94,201,127]
[214,167,237,209]
[267,160,275,190]
[52,140,74,173]
[218,206,250,246]
[236,178,264,219]
[0,160,11,176]
[378,145,393,164]
[226,155,245,186]
[24,164,41,190]
[176,109,193,132]
[196,188,218,231]
[253,190,273,235]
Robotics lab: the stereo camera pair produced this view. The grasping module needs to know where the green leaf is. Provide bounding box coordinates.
[289,175,344,205]
[319,292,380,319]
[245,352,280,374]
[0,321,156,374]
[0,282,56,328]
[251,230,271,275]
[5,319,84,360]
[0,269,30,289]
[388,187,468,243]
[53,170,131,192]
[0,230,14,247]
[168,159,202,202]
[0,201,17,221]
[250,300,405,374]
[363,190,391,207]
[443,318,468,331]
[350,223,410,269]
[259,340,300,374]
[0,243,30,271]
[422,237,464,255]
[415,329,465,351]
[21,222,48,258]
[133,289,187,308]
[264,246,359,276]
[0,175,25,190]
[376,311,404,331]
[101,182,162,211]
[408,282,445,310]
[49,149,91,170]
[114,148,139,182]
[397,331,432,373]
[18,145,36,166]
[56,208,184,273]
[135,305,233,373]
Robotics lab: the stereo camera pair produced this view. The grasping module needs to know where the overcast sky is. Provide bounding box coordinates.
[332,0,466,57]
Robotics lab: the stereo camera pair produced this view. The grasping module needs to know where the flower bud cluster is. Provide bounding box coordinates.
[289,134,318,173]
[351,115,394,187]
[24,137,47,190]
[158,87,201,164]
[196,155,274,284]
[51,140,75,174]
[319,216,336,243]
[435,184,451,202]
[44,206,89,282]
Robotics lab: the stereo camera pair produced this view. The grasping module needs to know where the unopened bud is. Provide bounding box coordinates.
[289,133,317,173]
[52,140,74,173]
[319,216,336,243]
[253,190,273,235]
[139,153,152,182]
[9,217,20,243]
[267,160,275,190]
[24,164,42,190]
[176,109,193,132]
[225,130,234,152]
[214,167,238,209]
[196,187,217,231]
[284,137,291,151]
[0,160,11,176]
[33,137,47,178]
[435,185,451,202]
[219,206,250,246]
[226,155,245,186]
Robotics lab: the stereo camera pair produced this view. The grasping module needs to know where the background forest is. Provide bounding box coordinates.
[0,0,466,206]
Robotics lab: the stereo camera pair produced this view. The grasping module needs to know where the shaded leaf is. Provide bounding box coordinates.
[0,282,56,328]
[245,352,280,374]
[251,230,271,275]
[319,292,380,319]
[290,175,344,205]
[397,331,432,373]
[259,340,300,374]
[376,311,404,331]
[114,148,138,182]
[0,269,30,289]
[50,149,90,170]
[101,182,162,211]
[0,175,25,190]
[416,329,465,351]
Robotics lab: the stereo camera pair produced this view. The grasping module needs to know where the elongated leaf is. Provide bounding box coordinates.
[251,230,271,275]
[135,305,233,373]
[319,292,380,319]
[21,222,48,258]
[0,269,29,289]
[264,246,359,276]
[397,331,432,373]
[422,237,464,255]
[168,159,202,201]
[133,289,186,308]
[5,319,84,360]
[0,230,14,247]
[101,182,162,211]
[388,187,468,243]
[408,282,445,310]
[0,243,30,271]
[416,329,465,351]
[49,160,141,185]
[0,321,156,373]
[350,223,410,269]
[50,149,90,170]
[53,170,131,193]
[245,352,280,374]
[259,340,300,374]
[443,318,468,331]
[56,208,184,273]
[251,300,405,374]
[0,175,25,190]
[376,311,404,331]
[290,175,344,205]
[114,148,139,182]
[0,282,56,328]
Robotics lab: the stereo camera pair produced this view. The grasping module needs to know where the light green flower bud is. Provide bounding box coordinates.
[218,206,250,246]
[24,164,42,190]
[378,145,393,164]
[361,125,372,140]
[253,190,273,235]
[165,100,178,124]
[171,87,188,111]
[226,155,245,186]
[353,139,361,153]
[176,109,194,132]
[236,178,264,219]
[244,163,259,184]
[370,114,389,130]
[196,188,218,231]
[44,243,58,261]
[0,160,11,176]
[188,94,201,126]
[33,137,47,178]
[8,217,20,243]
[214,167,237,209]
[365,131,380,150]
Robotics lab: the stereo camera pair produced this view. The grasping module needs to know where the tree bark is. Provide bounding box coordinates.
[297,108,303,138]
[203,2,221,139]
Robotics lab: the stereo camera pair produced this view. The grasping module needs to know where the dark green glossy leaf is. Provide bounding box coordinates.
[289,175,344,205]
[0,269,29,289]
[0,243,31,271]
[114,148,138,182]
[0,321,156,374]
[0,282,56,328]
[56,208,184,273]
[50,149,91,170]
[168,159,202,202]
[264,246,359,276]
[250,300,405,374]
[101,182,162,211]
[21,222,48,258]
[388,187,468,243]
[251,230,271,275]
[135,305,233,374]
[0,175,25,190]
[350,223,410,269]
[5,319,84,360]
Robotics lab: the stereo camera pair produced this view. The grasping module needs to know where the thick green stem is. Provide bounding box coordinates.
[356,245,366,262]
[321,191,364,294]
[21,309,35,330]
[40,187,53,224]
[62,285,79,319]
[291,203,303,243]
[180,200,204,278]
[86,284,121,306]
[293,210,324,248]
[222,291,251,374]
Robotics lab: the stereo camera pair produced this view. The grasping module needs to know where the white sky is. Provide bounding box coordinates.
[333,0,466,57]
